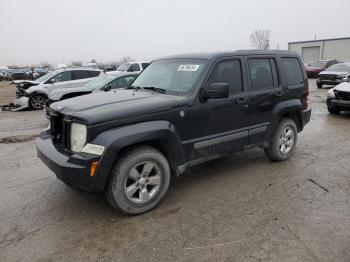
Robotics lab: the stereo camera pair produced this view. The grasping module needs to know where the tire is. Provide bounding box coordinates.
[29,93,47,110]
[328,106,340,114]
[105,146,171,215]
[264,118,298,162]
[317,82,322,89]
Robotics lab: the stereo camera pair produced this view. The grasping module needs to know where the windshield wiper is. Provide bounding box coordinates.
[142,86,166,93]
[128,85,141,90]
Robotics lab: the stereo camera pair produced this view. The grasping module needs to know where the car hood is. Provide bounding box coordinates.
[49,87,91,101]
[12,80,39,85]
[319,71,349,76]
[50,89,188,125]
[333,82,350,92]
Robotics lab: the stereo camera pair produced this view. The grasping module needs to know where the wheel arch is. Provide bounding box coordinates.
[89,120,186,192]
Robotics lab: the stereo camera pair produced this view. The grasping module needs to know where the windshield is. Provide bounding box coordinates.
[83,73,116,90]
[117,63,131,71]
[326,64,350,72]
[131,59,207,95]
[308,61,325,67]
[35,71,56,83]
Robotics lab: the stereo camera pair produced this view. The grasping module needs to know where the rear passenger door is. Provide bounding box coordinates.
[245,56,282,144]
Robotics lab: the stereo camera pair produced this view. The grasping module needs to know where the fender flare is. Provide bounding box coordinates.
[89,120,186,192]
[268,99,303,137]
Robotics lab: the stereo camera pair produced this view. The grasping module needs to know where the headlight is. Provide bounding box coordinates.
[70,123,87,152]
[19,83,24,87]
[327,89,335,98]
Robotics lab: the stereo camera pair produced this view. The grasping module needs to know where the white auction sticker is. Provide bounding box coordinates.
[177,64,200,72]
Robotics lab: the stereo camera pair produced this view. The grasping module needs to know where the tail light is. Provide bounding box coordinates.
[302,88,309,109]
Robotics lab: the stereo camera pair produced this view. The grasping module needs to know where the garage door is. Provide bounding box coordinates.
[302,46,320,63]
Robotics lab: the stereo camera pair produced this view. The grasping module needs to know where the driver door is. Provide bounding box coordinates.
[187,57,250,160]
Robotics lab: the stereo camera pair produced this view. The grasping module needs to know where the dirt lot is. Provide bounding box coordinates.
[0,80,349,261]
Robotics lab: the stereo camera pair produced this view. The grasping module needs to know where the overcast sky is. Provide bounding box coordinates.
[1,0,349,66]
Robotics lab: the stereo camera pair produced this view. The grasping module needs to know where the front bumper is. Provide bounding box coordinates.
[317,78,344,86]
[12,96,29,111]
[36,131,100,191]
[327,98,350,111]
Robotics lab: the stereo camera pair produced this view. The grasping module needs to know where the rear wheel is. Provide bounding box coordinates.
[29,93,47,109]
[105,146,171,215]
[265,118,298,161]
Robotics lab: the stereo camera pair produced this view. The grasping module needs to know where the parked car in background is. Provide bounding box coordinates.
[37,50,311,214]
[326,82,350,114]
[305,59,338,78]
[114,61,149,73]
[11,69,27,80]
[45,71,138,116]
[317,62,350,88]
[13,67,101,110]
[33,67,48,79]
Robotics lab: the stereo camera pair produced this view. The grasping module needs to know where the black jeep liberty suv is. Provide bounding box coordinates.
[37,50,311,214]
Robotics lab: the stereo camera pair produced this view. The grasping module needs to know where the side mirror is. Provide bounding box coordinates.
[202,83,229,99]
[127,67,133,72]
[104,85,112,92]
[50,78,57,84]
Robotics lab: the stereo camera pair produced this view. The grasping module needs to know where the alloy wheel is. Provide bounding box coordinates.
[124,161,162,204]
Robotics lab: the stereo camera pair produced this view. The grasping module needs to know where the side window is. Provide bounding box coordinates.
[141,63,150,70]
[72,70,90,80]
[248,59,274,90]
[88,70,100,77]
[281,58,304,86]
[109,76,136,89]
[49,71,72,83]
[207,60,243,94]
[128,63,140,72]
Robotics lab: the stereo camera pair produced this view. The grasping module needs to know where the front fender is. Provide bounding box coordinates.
[89,120,185,192]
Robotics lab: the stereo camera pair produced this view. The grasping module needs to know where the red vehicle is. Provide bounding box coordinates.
[305,59,338,78]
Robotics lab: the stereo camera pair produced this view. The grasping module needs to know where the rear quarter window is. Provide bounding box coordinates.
[282,58,304,86]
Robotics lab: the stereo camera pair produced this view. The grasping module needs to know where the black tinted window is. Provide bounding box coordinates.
[88,70,100,77]
[109,76,136,89]
[129,63,140,72]
[72,70,90,80]
[248,59,274,90]
[50,71,72,82]
[208,60,243,93]
[141,63,150,70]
[282,58,304,86]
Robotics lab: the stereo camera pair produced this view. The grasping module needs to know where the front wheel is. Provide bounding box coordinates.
[265,118,298,161]
[29,93,47,109]
[317,82,322,89]
[105,146,171,215]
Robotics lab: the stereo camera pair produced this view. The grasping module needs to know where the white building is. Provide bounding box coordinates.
[288,37,350,64]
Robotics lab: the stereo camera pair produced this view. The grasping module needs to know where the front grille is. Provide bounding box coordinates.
[320,74,337,81]
[50,112,69,149]
[335,91,350,101]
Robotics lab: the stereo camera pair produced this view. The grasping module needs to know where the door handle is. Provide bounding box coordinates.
[274,91,283,97]
[237,97,248,104]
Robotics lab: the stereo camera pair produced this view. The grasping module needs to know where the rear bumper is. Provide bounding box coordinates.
[36,132,100,191]
[302,108,311,129]
[327,98,350,111]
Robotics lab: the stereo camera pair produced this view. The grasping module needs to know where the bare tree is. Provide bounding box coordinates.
[90,59,97,63]
[117,56,133,66]
[250,29,271,50]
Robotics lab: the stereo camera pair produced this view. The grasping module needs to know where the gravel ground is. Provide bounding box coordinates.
[0,80,349,261]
